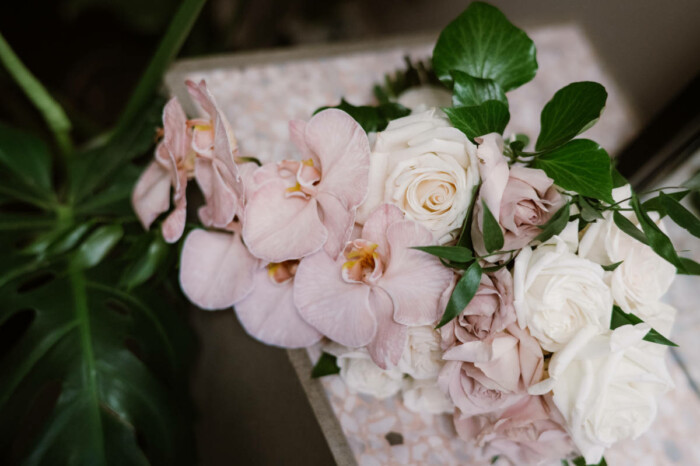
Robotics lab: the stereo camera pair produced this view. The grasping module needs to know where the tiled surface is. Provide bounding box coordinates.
[168,25,699,465]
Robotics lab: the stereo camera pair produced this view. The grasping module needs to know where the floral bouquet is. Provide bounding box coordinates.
[132,3,700,465]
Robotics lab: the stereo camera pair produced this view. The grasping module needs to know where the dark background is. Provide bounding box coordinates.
[2,1,700,465]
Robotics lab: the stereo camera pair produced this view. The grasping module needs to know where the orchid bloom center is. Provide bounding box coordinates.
[267,260,299,285]
[187,118,215,158]
[341,239,383,284]
[279,159,321,199]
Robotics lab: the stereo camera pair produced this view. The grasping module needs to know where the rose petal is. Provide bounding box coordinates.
[179,230,255,310]
[294,250,376,347]
[235,266,322,348]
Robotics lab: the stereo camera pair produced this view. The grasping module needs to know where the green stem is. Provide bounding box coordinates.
[112,0,207,139]
[0,32,73,157]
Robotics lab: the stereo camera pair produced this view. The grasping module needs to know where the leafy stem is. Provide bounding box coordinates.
[0,31,73,158]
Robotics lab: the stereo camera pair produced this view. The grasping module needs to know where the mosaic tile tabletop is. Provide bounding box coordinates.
[167,24,700,466]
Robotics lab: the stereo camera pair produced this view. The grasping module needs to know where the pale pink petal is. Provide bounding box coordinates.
[132,160,171,230]
[367,288,407,369]
[475,133,509,221]
[361,204,405,259]
[235,267,322,348]
[162,97,190,164]
[508,165,553,196]
[195,158,239,228]
[212,109,240,183]
[294,251,376,347]
[305,109,370,208]
[289,119,318,164]
[316,191,355,259]
[162,195,186,243]
[243,177,327,262]
[186,79,216,118]
[380,220,452,326]
[179,230,256,310]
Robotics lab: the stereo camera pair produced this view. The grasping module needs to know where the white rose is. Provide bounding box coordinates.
[579,185,676,313]
[514,234,612,352]
[337,350,403,399]
[402,378,454,414]
[397,326,443,380]
[530,324,673,464]
[356,109,479,244]
[397,86,453,113]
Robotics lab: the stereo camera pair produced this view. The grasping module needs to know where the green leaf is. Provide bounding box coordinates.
[512,133,530,147]
[315,99,410,133]
[72,224,124,270]
[531,139,613,203]
[481,200,504,252]
[0,32,72,156]
[311,353,340,378]
[458,183,482,249]
[569,457,608,466]
[613,211,648,245]
[678,257,700,275]
[642,190,689,215]
[113,0,206,138]
[631,194,686,271]
[659,191,700,238]
[535,82,608,151]
[432,2,537,91]
[601,260,623,271]
[120,234,169,290]
[451,70,507,107]
[610,305,678,347]
[444,100,510,142]
[436,261,482,328]
[578,197,604,222]
[611,167,628,189]
[0,123,53,198]
[534,201,570,243]
[0,264,195,465]
[413,246,473,263]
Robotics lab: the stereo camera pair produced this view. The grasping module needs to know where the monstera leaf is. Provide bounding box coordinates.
[0,0,205,463]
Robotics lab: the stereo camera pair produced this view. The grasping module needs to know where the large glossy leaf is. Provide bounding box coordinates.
[451,70,507,107]
[531,139,613,203]
[0,123,53,200]
[433,2,537,91]
[0,257,195,465]
[444,100,510,142]
[535,82,607,151]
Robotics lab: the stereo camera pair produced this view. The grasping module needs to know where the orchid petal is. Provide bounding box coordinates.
[179,230,256,310]
[316,192,355,260]
[294,251,376,347]
[195,158,239,228]
[289,119,318,164]
[132,160,171,230]
[381,220,452,326]
[235,266,322,348]
[361,204,405,259]
[162,97,190,165]
[367,288,406,369]
[306,109,370,208]
[162,195,187,243]
[243,177,327,262]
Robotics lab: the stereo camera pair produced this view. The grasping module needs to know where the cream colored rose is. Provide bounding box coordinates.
[402,378,454,414]
[579,185,676,314]
[530,324,673,464]
[356,109,479,244]
[397,86,453,113]
[513,233,612,352]
[397,326,443,380]
[336,349,403,399]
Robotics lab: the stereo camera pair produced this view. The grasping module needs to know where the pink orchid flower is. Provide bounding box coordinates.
[242,109,370,263]
[186,79,244,228]
[180,226,321,348]
[132,97,193,243]
[294,204,453,368]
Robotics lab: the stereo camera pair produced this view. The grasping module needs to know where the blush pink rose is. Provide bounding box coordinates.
[471,134,564,260]
[440,268,516,348]
[438,324,543,417]
[454,395,574,466]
